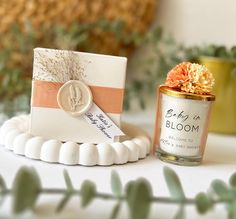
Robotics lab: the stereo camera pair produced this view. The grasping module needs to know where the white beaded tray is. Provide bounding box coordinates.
[0,115,151,166]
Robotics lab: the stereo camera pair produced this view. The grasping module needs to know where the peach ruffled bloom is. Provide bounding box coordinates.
[165,62,214,94]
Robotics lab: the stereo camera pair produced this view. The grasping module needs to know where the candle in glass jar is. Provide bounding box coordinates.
[154,62,215,166]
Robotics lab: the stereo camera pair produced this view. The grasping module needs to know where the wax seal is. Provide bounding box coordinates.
[57,80,93,116]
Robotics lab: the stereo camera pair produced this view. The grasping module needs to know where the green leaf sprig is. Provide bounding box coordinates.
[0,166,236,218]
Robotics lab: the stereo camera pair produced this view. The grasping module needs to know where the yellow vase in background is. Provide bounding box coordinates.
[199,57,236,134]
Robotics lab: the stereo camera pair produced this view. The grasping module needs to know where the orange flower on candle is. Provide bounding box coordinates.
[165,62,214,94]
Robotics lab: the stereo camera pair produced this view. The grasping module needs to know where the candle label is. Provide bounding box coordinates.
[159,94,210,156]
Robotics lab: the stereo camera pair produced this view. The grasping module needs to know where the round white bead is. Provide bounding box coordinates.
[59,142,79,165]
[17,120,29,132]
[137,136,151,154]
[111,142,129,164]
[13,133,32,155]
[10,116,24,124]
[0,124,16,144]
[41,140,62,163]
[25,136,45,159]
[122,140,139,162]
[18,115,28,120]
[97,143,114,166]
[79,143,98,166]
[132,138,147,159]
[1,121,16,131]
[4,129,22,150]
[0,130,4,145]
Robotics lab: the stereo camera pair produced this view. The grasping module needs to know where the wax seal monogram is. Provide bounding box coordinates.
[57,80,93,116]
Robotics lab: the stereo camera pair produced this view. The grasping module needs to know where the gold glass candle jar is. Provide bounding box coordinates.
[154,62,216,166]
[154,86,215,166]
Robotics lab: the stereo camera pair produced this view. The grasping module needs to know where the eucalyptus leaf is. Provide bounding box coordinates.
[110,202,121,219]
[126,178,152,219]
[195,192,213,214]
[229,187,236,199]
[230,46,236,58]
[0,63,5,71]
[227,200,236,219]
[56,192,72,213]
[215,46,228,58]
[12,167,41,214]
[111,171,122,197]
[139,97,145,110]
[230,173,236,187]
[0,175,6,191]
[211,179,229,198]
[63,170,73,190]
[150,27,163,42]
[0,175,6,206]
[174,205,185,219]
[163,166,185,200]
[125,180,135,196]
[80,180,96,208]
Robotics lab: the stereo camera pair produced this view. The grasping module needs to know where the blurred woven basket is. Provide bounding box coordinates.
[0,0,157,110]
[0,0,157,55]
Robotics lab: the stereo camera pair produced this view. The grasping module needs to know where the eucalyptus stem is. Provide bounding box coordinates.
[0,188,227,205]
[1,166,236,218]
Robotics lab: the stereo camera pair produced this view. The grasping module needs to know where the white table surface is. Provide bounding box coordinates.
[0,110,236,219]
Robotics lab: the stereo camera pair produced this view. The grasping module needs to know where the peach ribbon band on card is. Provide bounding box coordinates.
[31,80,124,114]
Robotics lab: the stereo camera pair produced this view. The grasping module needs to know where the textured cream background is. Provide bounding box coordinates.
[156,0,236,46]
